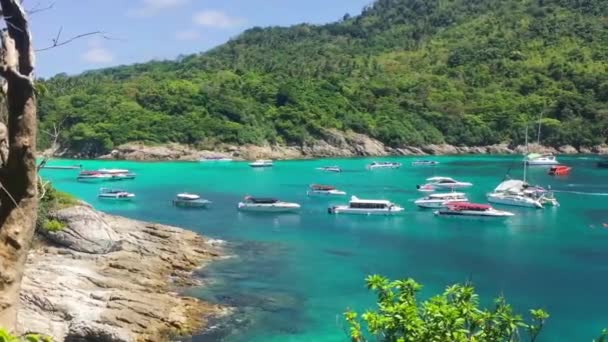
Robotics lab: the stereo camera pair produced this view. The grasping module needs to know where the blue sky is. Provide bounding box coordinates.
[29,0,372,78]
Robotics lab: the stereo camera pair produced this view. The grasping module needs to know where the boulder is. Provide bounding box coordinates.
[65,321,130,342]
[422,144,458,155]
[592,144,608,154]
[558,145,578,154]
[44,206,119,254]
[486,144,513,154]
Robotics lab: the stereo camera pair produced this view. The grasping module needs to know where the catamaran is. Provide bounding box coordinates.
[417,177,473,191]
[414,192,468,209]
[307,184,347,197]
[237,196,300,212]
[525,153,559,166]
[98,188,135,201]
[434,202,514,218]
[173,193,212,208]
[366,161,402,170]
[249,160,274,168]
[328,196,404,215]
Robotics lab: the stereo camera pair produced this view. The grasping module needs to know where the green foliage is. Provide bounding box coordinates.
[0,329,52,342]
[38,0,608,156]
[36,182,78,231]
[345,275,549,342]
[42,219,65,232]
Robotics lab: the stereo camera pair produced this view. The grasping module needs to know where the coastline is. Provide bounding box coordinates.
[17,205,229,341]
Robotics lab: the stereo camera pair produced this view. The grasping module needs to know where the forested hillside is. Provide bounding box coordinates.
[39,0,608,156]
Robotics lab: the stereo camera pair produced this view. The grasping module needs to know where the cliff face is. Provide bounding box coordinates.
[17,205,228,341]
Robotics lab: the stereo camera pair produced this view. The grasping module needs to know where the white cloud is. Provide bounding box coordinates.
[129,0,189,17]
[175,29,201,41]
[82,39,114,64]
[193,10,245,29]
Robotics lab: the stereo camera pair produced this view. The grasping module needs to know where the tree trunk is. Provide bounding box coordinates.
[0,0,37,329]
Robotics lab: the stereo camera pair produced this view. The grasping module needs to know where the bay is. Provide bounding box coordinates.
[41,155,608,341]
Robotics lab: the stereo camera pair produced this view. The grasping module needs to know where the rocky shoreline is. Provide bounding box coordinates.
[17,205,229,341]
[87,130,608,161]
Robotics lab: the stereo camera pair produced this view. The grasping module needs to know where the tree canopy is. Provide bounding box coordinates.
[38,0,608,156]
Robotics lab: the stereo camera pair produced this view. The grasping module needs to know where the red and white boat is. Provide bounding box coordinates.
[548,165,571,176]
[434,202,514,218]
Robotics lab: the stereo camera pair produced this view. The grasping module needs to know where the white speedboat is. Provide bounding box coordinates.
[98,188,135,201]
[307,184,347,197]
[173,193,211,208]
[200,156,233,162]
[525,153,559,166]
[366,161,401,170]
[486,180,544,209]
[77,171,112,182]
[328,196,404,215]
[412,160,439,166]
[419,177,473,190]
[414,192,468,209]
[249,160,274,168]
[97,168,136,180]
[237,196,300,212]
[316,166,341,173]
[434,202,514,218]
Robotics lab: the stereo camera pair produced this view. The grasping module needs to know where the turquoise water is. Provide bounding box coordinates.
[41,156,608,341]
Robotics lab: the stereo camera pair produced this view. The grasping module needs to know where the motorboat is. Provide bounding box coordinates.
[412,160,439,166]
[249,160,274,168]
[366,161,401,170]
[434,202,514,218]
[98,168,136,180]
[418,177,473,190]
[200,156,233,162]
[97,168,131,174]
[98,188,135,201]
[173,193,211,208]
[316,166,341,173]
[486,180,545,209]
[77,171,112,182]
[328,196,404,215]
[548,165,571,176]
[525,153,559,166]
[414,192,468,209]
[237,196,300,212]
[307,184,347,197]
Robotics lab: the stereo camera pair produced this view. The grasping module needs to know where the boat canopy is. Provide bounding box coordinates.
[447,202,491,210]
[494,180,527,192]
[245,196,278,204]
[428,192,466,199]
[177,193,200,200]
[349,196,391,205]
[310,184,335,190]
[427,176,454,182]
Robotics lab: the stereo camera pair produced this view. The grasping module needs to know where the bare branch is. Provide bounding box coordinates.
[36,30,107,52]
[26,1,54,16]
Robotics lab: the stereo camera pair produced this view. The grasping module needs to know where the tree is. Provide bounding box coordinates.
[345,275,550,342]
[0,0,38,329]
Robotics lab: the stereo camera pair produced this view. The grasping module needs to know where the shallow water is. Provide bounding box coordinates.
[42,155,608,341]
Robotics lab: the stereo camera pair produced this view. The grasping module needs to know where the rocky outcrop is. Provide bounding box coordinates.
[17,207,228,341]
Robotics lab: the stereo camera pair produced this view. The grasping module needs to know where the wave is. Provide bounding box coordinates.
[553,190,608,196]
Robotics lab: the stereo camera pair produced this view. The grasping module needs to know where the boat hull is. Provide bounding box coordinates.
[415,200,465,209]
[173,200,210,208]
[98,195,135,201]
[249,164,273,168]
[487,194,543,208]
[238,203,300,213]
[328,206,404,215]
[434,209,513,218]
[433,183,473,189]
[526,160,559,166]
[307,190,347,197]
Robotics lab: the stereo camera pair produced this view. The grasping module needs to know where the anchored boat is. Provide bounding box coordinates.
[237,196,300,213]
[173,193,211,208]
[548,165,571,176]
[98,188,135,201]
[525,153,559,166]
[434,202,514,218]
[328,196,404,215]
[412,160,439,166]
[366,161,401,170]
[417,177,473,190]
[307,184,347,197]
[249,160,274,168]
[415,192,468,209]
[316,166,341,173]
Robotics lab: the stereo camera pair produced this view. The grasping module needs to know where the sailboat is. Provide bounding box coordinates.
[487,125,558,208]
[524,112,560,166]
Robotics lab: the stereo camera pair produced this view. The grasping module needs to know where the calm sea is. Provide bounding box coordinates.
[41,155,608,342]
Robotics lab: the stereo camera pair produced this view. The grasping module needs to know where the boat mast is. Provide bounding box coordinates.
[537,111,542,145]
[524,124,528,183]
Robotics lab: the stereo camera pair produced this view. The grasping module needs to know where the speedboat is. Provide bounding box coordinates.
[316,166,341,173]
[200,156,233,162]
[328,196,404,215]
[173,193,211,208]
[414,192,468,209]
[434,202,514,218]
[486,180,544,209]
[77,171,112,182]
[98,188,135,201]
[525,153,559,166]
[237,196,300,212]
[548,165,571,176]
[366,161,401,170]
[97,168,136,180]
[307,184,347,197]
[418,177,473,190]
[249,160,274,168]
[412,160,439,166]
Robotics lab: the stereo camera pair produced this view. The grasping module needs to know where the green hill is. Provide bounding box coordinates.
[38,0,608,156]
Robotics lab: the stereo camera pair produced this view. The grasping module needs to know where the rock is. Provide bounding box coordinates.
[422,144,459,155]
[486,144,513,154]
[579,146,593,154]
[17,210,228,341]
[514,143,557,154]
[44,206,119,254]
[558,145,578,154]
[592,144,608,154]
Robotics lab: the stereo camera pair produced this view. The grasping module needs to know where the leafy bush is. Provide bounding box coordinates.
[42,219,65,232]
[36,182,78,232]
